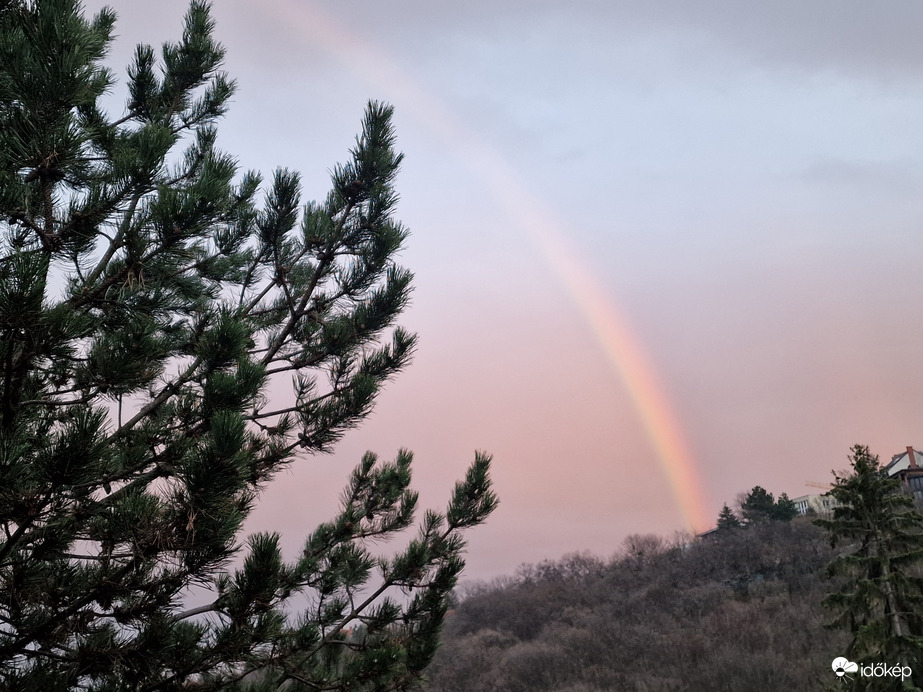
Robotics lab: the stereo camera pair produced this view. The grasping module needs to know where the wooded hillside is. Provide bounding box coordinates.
[422,519,848,691]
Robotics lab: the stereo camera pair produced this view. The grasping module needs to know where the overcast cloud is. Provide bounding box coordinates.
[83,0,923,577]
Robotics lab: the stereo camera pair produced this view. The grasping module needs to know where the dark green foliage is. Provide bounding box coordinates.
[816,445,923,689]
[773,492,798,522]
[741,485,776,523]
[0,2,496,689]
[717,503,742,530]
[740,485,799,523]
[424,521,847,692]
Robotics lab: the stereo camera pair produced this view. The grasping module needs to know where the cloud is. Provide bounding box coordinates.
[800,158,923,192]
[617,0,923,81]
[330,0,923,84]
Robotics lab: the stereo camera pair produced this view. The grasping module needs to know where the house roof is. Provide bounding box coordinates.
[885,446,923,476]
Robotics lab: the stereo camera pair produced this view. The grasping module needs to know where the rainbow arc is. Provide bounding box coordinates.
[266,1,713,532]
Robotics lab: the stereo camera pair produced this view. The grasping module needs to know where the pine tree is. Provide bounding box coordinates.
[0,1,497,688]
[740,485,775,524]
[771,493,798,522]
[817,445,923,688]
[715,503,741,530]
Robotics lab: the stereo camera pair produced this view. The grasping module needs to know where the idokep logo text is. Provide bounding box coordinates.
[832,657,912,683]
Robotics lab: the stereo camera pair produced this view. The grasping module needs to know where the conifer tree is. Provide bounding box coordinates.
[0,1,497,689]
[771,492,798,522]
[817,445,923,687]
[716,503,741,530]
[740,485,775,524]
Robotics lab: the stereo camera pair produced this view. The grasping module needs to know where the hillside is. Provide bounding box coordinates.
[422,519,848,691]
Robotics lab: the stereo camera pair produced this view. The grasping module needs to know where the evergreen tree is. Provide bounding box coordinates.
[716,503,742,530]
[771,493,798,522]
[0,1,497,689]
[817,445,923,688]
[741,486,775,524]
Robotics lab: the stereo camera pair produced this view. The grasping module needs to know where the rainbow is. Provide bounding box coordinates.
[262,1,713,532]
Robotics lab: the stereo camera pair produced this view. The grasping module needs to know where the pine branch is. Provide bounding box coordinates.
[0,3,493,685]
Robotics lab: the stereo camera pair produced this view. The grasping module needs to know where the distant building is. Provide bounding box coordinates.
[884,445,923,500]
[790,493,837,518]
[695,527,721,540]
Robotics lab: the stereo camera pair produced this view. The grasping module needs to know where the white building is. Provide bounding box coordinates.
[884,446,923,499]
[790,493,837,518]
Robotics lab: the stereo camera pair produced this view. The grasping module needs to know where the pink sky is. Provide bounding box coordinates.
[86,0,923,580]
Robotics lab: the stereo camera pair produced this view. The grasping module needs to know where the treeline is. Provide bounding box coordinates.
[421,519,848,691]
[718,484,799,528]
